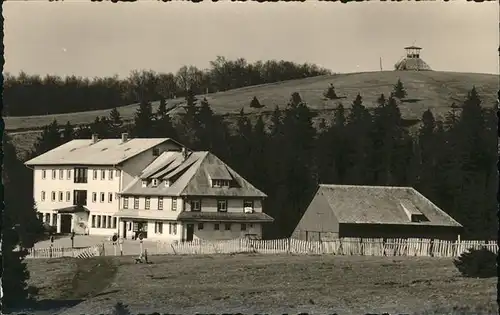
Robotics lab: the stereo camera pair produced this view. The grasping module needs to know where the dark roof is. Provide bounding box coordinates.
[177,211,274,223]
[395,57,432,71]
[404,46,422,50]
[54,205,90,214]
[314,184,462,227]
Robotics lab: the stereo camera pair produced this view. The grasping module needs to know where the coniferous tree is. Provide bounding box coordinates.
[62,121,75,142]
[250,96,264,109]
[392,79,407,99]
[2,135,42,310]
[131,100,155,138]
[109,107,124,137]
[323,83,338,100]
[153,98,177,140]
[179,89,201,147]
[30,120,63,158]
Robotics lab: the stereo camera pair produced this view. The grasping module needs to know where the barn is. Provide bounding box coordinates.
[292,184,463,241]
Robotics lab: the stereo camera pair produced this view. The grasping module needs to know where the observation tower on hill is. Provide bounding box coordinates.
[394,46,432,71]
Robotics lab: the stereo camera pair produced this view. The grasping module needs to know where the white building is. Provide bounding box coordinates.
[25,133,273,241]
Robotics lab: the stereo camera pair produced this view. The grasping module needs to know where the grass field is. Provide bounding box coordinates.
[25,254,497,315]
[6,71,498,158]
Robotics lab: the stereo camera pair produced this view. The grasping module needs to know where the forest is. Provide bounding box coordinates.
[3,56,331,116]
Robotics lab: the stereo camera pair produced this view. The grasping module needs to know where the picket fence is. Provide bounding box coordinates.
[25,245,102,259]
[154,237,498,258]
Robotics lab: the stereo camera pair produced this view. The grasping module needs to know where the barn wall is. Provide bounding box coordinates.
[291,190,339,240]
[339,223,461,240]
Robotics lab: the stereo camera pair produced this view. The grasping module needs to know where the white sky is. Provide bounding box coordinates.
[4,1,499,78]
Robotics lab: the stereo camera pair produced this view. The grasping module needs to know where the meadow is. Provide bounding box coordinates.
[6,70,497,158]
[26,254,497,315]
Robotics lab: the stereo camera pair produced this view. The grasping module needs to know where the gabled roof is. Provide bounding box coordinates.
[315,184,462,227]
[119,151,267,198]
[24,138,180,166]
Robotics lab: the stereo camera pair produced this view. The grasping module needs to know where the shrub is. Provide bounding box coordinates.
[112,301,132,315]
[453,247,497,278]
[250,96,264,108]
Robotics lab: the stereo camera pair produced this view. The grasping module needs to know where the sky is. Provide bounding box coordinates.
[4,1,499,78]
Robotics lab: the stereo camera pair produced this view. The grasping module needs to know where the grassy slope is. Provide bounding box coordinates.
[27,254,497,315]
[7,71,497,157]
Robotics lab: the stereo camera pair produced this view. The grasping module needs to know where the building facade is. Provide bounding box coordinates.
[25,134,273,241]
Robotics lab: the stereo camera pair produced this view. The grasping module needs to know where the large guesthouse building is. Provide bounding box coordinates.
[25,134,273,241]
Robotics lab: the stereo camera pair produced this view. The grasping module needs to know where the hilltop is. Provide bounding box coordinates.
[7,71,497,156]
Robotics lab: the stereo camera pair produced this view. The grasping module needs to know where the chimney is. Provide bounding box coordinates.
[91,134,99,144]
[181,147,188,160]
[121,133,128,144]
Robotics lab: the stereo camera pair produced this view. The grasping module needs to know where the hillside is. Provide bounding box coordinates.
[7,71,497,156]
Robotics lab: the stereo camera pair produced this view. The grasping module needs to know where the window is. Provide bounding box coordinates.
[169,223,177,235]
[217,200,227,212]
[92,215,96,228]
[45,213,50,223]
[116,170,121,177]
[123,197,129,209]
[241,224,247,231]
[191,200,201,212]
[198,223,204,230]
[141,180,148,188]
[155,222,163,234]
[100,192,105,203]
[51,191,56,201]
[92,193,97,203]
[212,179,230,188]
[53,214,58,226]
[145,197,151,210]
[42,170,46,179]
[108,193,113,203]
[153,147,160,156]
[67,170,71,180]
[109,170,113,180]
[93,170,98,180]
[172,198,177,211]
[52,170,56,179]
[214,223,220,231]
[134,197,139,209]
[165,180,171,187]
[158,197,163,210]
[97,216,101,228]
[73,190,87,206]
[225,223,231,231]
[41,191,46,201]
[66,191,71,202]
[101,170,106,180]
[152,179,159,187]
[107,216,112,228]
[102,216,107,228]
[59,169,64,180]
[243,200,254,212]
[112,217,117,229]
[58,191,63,201]
[74,167,88,183]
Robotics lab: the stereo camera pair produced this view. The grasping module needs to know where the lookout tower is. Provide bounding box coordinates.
[394,45,432,71]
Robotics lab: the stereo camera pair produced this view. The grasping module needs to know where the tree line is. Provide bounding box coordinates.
[3,57,331,116]
[3,80,497,310]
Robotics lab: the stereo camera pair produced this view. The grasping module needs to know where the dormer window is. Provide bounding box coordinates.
[212,179,230,188]
[165,180,172,187]
[152,179,159,187]
[141,180,148,188]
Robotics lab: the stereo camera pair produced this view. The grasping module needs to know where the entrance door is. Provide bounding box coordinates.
[60,214,72,233]
[186,224,194,242]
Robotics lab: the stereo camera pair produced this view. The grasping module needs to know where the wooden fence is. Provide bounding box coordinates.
[154,237,498,258]
[25,245,102,259]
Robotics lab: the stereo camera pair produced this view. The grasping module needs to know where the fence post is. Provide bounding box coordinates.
[102,243,106,256]
[287,238,291,254]
[49,245,53,259]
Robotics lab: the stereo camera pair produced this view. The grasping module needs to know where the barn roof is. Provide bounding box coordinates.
[315,184,462,227]
[119,150,267,198]
[24,138,181,166]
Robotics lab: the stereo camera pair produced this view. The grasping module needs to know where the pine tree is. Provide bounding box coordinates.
[153,97,177,140]
[109,107,124,137]
[132,100,155,138]
[2,135,42,310]
[392,79,407,99]
[323,83,338,100]
[62,121,74,142]
[180,89,201,147]
[30,120,63,158]
[250,96,264,109]
[289,92,303,107]
[112,302,132,315]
